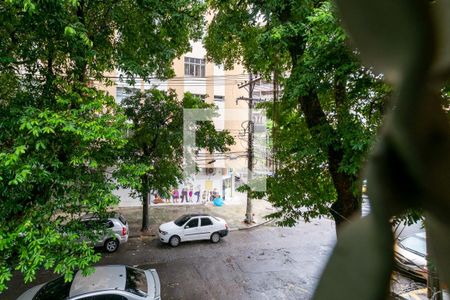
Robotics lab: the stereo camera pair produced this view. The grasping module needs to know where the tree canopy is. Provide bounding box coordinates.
[205,0,390,228]
[0,0,206,291]
[116,90,234,231]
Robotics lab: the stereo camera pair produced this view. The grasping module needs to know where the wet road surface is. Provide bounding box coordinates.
[3,219,337,300]
[3,217,424,300]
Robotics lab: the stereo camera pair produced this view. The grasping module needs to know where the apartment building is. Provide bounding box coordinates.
[100,40,273,207]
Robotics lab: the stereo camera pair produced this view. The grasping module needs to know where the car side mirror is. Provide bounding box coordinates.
[185,225,190,229]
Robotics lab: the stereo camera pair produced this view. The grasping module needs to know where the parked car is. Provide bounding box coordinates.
[394,231,428,281]
[158,214,228,247]
[73,213,129,253]
[17,265,161,300]
[398,288,449,300]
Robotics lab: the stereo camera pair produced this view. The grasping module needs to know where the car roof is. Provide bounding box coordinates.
[414,232,426,239]
[185,213,211,218]
[70,265,126,297]
[80,213,121,221]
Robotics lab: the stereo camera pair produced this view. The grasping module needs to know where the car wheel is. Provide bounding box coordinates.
[104,238,119,253]
[169,235,180,247]
[211,232,221,243]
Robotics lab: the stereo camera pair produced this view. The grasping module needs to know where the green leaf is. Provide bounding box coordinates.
[79,32,93,48]
[64,26,76,37]
[35,141,46,150]
[0,0,207,292]
[42,127,55,134]
[14,145,26,155]
[23,0,36,13]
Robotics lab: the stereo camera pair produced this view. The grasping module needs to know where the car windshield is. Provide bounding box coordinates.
[174,215,191,226]
[125,267,148,297]
[33,276,72,300]
[118,215,127,225]
[400,236,427,257]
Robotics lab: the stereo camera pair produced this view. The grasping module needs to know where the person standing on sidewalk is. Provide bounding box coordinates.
[181,187,188,203]
[194,186,201,203]
[172,189,179,203]
[202,190,207,203]
[188,187,193,202]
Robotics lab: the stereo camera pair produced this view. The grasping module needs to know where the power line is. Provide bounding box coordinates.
[106,74,253,80]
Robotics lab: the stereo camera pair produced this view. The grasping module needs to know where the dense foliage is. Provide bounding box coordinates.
[205,0,390,228]
[313,0,450,298]
[0,0,205,291]
[116,90,234,231]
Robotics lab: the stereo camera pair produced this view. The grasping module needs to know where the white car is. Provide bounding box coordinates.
[158,214,229,247]
[17,265,161,300]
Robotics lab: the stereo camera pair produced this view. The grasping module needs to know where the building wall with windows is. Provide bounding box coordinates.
[100,40,273,206]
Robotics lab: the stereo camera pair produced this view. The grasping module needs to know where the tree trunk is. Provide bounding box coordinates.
[298,90,361,234]
[328,170,360,234]
[329,76,361,232]
[141,190,150,232]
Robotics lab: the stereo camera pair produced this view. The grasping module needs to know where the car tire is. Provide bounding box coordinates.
[169,235,180,247]
[104,238,119,253]
[211,232,221,243]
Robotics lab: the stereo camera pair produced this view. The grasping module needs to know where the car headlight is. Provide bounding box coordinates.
[159,229,168,235]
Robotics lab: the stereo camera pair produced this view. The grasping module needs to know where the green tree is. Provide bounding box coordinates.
[116,90,234,231]
[0,0,205,291]
[205,0,389,231]
[312,0,450,298]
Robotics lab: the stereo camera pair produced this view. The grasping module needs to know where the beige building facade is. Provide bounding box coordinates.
[101,40,272,206]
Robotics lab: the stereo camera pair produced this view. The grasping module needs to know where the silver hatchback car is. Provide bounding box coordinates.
[80,213,129,253]
[17,265,161,300]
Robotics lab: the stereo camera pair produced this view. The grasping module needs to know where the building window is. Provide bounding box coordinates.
[184,57,206,77]
[192,94,206,101]
[214,95,224,102]
[116,87,139,104]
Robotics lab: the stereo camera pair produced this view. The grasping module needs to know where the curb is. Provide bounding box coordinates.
[128,234,154,239]
[230,219,274,231]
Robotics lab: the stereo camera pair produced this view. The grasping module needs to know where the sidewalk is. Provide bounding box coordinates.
[117,199,276,238]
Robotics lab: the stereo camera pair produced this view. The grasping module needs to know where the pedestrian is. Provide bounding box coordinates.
[188,188,193,202]
[172,189,179,203]
[194,186,201,203]
[181,187,188,203]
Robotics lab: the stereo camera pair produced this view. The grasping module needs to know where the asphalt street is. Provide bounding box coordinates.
[3,219,337,300]
[3,217,425,300]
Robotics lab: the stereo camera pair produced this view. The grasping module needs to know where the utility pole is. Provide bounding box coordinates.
[272,70,279,174]
[237,73,261,224]
[246,73,254,224]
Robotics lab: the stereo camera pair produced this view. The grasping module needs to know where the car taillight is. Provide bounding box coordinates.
[225,224,228,229]
[122,227,127,236]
